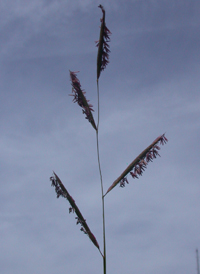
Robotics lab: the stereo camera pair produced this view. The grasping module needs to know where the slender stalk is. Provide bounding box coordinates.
[197,249,200,274]
[96,79,106,274]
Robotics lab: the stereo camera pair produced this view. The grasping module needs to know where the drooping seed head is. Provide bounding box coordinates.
[50,172,100,250]
[69,71,97,130]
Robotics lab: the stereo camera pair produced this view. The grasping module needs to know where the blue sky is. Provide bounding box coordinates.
[1,1,200,273]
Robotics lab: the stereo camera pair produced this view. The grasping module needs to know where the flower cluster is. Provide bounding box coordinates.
[96,4,111,80]
[50,172,100,250]
[75,217,87,234]
[50,174,70,199]
[105,134,168,194]
[120,144,163,187]
[69,71,97,130]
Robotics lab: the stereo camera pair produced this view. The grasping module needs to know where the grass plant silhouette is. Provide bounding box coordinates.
[50,5,168,274]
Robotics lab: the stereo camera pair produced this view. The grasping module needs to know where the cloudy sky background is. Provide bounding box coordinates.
[1,0,200,273]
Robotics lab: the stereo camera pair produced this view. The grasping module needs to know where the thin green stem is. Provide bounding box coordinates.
[96,79,106,274]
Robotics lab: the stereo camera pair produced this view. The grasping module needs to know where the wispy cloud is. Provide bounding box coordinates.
[0,0,96,58]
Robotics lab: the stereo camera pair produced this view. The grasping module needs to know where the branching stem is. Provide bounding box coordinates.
[96,79,106,274]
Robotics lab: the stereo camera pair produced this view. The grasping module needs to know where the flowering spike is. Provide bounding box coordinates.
[69,71,97,130]
[104,134,168,196]
[96,5,111,80]
[50,172,101,250]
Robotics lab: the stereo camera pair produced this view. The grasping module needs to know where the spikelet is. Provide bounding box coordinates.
[50,172,101,250]
[104,134,168,196]
[96,5,111,80]
[69,71,97,130]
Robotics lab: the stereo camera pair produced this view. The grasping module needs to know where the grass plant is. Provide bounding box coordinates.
[50,5,168,274]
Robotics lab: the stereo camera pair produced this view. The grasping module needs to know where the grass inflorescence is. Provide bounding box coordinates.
[49,5,168,274]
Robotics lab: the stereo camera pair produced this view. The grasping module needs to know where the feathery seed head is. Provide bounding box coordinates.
[69,71,97,130]
[104,134,168,195]
[50,172,100,250]
[96,5,111,80]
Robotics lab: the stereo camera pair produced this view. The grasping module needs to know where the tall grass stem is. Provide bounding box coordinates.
[96,79,106,274]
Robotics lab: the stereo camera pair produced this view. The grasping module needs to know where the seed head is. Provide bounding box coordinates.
[69,71,97,130]
[50,172,100,250]
[104,134,168,195]
[96,5,111,80]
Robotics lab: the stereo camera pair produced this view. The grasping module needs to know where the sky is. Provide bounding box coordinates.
[1,0,200,273]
